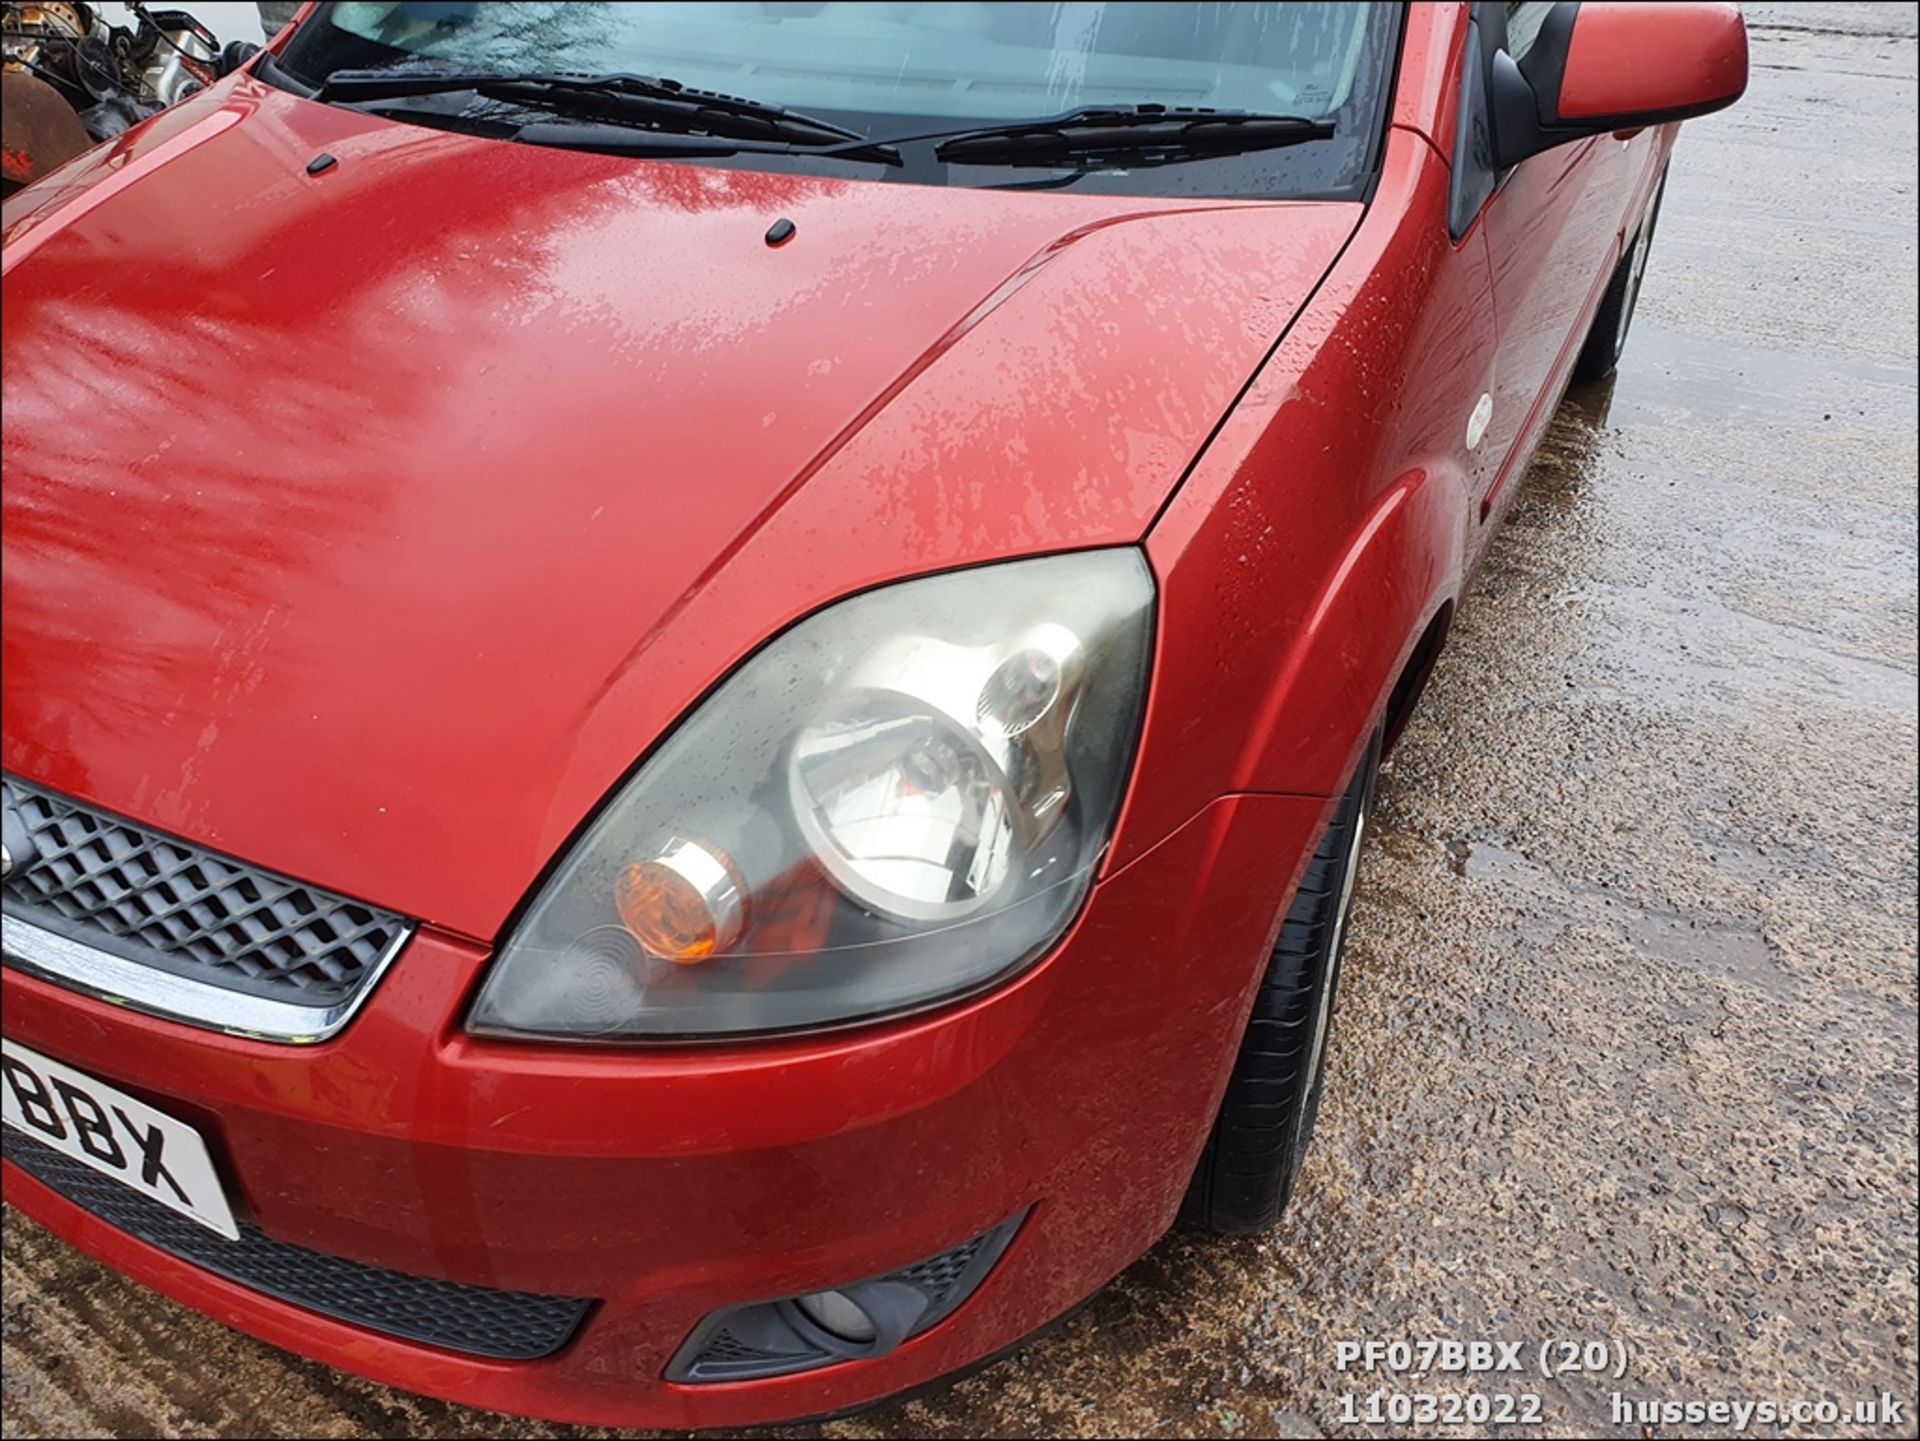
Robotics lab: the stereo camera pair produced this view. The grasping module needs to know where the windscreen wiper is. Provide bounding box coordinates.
[314,67,885,151]
[823,105,1333,169]
[360,112,901,164]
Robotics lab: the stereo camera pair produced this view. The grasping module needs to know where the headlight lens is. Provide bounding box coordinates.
[468,549,1154,1040]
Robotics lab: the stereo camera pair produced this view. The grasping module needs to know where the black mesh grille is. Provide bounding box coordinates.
[3,1128,591,1360]
[2,775,408,1008]
[896,1233,988,1305]
[701,1327,803,1365]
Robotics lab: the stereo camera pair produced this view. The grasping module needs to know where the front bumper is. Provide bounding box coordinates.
[2,790,1327,1429]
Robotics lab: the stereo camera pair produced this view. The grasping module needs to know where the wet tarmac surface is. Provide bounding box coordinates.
[4,5,1916,1437]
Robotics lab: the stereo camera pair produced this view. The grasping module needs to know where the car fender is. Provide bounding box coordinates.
[1115,127,1494,875]
[1126,451,1467,881]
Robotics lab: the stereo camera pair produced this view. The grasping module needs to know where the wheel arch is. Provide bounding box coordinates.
[1223,461,1467,800]
[1381,598,1455,758]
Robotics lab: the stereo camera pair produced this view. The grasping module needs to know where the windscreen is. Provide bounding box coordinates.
[279,2,1399,199]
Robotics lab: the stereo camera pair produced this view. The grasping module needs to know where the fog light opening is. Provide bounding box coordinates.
[780,1278,928,1359]
[666,1211,1030,1384]
[792,1288,877,1344]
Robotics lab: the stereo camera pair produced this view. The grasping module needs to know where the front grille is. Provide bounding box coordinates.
[3,1128,592,1360]
[2,775,407,1009]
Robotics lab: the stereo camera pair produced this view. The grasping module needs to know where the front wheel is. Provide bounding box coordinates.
[1182,728,1381,1234]
[1572,170,1666,384]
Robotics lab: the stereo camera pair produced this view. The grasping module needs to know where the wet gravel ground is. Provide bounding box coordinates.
[4,5,1916,1437]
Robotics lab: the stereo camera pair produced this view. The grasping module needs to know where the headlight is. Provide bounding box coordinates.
[468,549,1154,1040]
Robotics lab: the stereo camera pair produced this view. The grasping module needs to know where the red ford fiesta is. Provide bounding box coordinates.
[1,1,1745,1427]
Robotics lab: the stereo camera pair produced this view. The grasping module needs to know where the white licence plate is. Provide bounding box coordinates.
[1,1038,239,1240]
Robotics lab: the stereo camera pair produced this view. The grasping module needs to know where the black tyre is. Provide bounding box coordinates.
[1183,728,1382,1234]
[1572,171,1666,384]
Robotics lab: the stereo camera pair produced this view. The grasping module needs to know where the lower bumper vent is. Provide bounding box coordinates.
[3,1127,591,1360]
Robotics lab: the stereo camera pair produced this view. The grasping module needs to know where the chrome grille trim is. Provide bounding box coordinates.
[1,911,412,1044]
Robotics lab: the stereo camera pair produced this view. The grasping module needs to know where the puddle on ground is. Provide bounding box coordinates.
[1429,831,1793,1002]
[1622,909,1783,998]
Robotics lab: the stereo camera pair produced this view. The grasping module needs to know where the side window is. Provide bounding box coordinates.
[1504,2,1556,62]
[1450,1,1558,238]
[1449,6,1500,237]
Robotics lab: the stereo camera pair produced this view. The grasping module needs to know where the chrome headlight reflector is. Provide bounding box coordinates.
[468,549,1154,1040]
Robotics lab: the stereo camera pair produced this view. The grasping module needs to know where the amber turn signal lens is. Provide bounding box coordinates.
[615,837,746,964]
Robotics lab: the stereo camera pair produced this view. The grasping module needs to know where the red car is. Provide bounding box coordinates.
[1,1,1745,1427]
